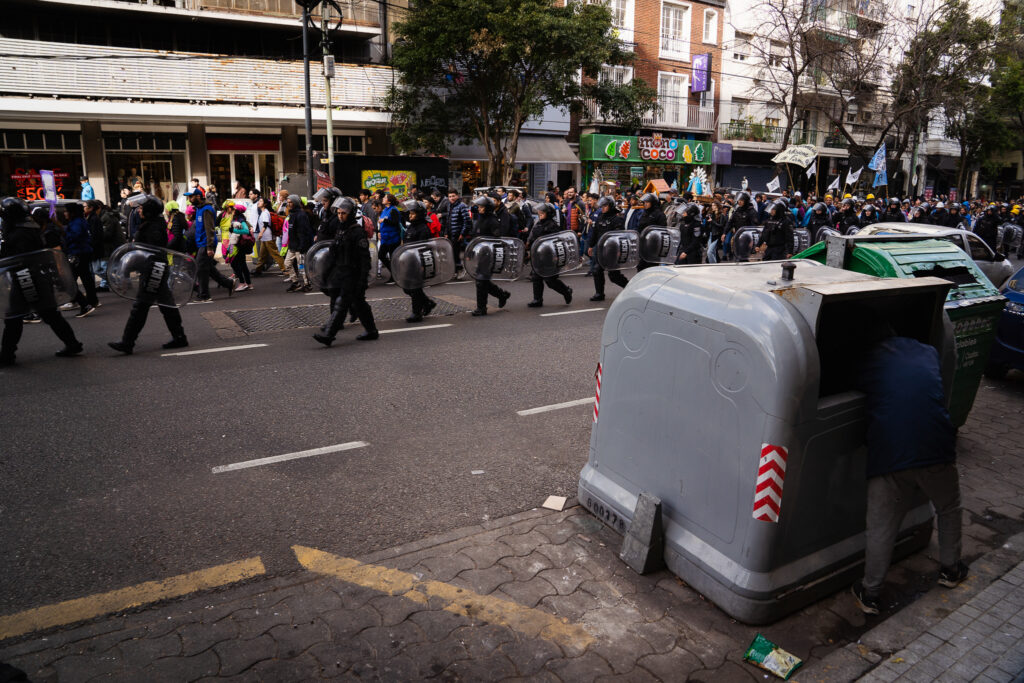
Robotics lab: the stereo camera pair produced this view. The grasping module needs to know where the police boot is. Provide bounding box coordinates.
[562,285,573,305]
[423,299,438,317]
[162,310,188,349]
[108,341,132,355]
[0,353,13,367]
[497,290,510,309]
[527,279,544,307]
[162,336,188,349]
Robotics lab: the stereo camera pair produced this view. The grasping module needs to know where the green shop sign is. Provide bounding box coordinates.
[580,134,711,165]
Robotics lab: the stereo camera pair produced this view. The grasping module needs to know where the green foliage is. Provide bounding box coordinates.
[990,0,1024,153]
[384,0,656,184]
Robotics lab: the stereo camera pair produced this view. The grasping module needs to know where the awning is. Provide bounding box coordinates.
[447,135,579,164]
[927,155,960,172]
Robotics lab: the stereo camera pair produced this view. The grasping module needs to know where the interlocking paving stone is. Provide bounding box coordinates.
[223,297,471,333]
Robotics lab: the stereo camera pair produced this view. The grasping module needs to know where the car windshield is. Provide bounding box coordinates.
[1006,268,1024,293]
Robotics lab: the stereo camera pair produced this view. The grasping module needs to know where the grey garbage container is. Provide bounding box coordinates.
[578,260,954,624]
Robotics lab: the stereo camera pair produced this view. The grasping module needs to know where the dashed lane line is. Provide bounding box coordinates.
[539,307,605,317]
[379,324,452,334]
[516,397,594,416]
[211,441,369,473]
[0,557,266,640]
[292,545,593,652]
[161,343,268,357]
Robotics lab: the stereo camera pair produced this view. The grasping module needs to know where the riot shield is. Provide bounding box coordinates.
[390,238,456,289]
[595,230,639,271]
[0,248,77,319]
[107,243,197,308]
[843,224,862,236]
[732,227,762,262]
[305,240,335,290]
[464,236,526,281]
[792,227,811,255]
[998,223,1022,253]
[638,225,681,264]
[814,226,839,244]
[530,230,581,278]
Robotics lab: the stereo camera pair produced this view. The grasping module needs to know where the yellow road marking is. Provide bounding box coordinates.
[292,545,594,651]
[0,557,266,641]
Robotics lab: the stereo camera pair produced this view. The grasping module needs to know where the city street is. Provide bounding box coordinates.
[0,269,604,617]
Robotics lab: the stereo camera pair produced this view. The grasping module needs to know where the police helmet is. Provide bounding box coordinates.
[685,203,701,219]
[812,202,827,214]
[949,203,961,213]
[332,196,356,215]
[769,199,788,217]
[473,195,495,211]
[841,198,855,210]
[141,196,164,219]
[0,196,30,224]
[537,202,556,218]
[640,192,659,207]
[403,199,426,216]
[735,191,751,206]
[597,196,617,213]
[985,204,998,214]
[312,186,340,204]
[920,202,931,213]
[889,198,900,207]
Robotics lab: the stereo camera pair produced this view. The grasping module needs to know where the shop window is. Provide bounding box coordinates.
[1,131,25,150]
[0,153,83,201]
[24,132,44,149]
[64,132,81,150]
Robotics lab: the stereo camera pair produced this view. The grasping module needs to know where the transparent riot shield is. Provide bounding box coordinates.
[530,230,581,278]
[732,227,762,262]
[304,240,335,290]
[998,223,1022,253]
[107,243,197,308]
[464,236,526,281]
[595,230,639,271]
[390,238,456,290]
[814,226,839,245]
[0,248,77,319]
[792,227,811,255]
[638,225,681,264]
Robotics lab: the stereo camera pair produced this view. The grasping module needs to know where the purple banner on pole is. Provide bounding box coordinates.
[692,54,711,94]
[712,143,732,166]
[39,169,57,218]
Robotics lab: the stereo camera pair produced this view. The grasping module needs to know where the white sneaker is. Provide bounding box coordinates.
[236,284,249,292]
[60,302,76,311]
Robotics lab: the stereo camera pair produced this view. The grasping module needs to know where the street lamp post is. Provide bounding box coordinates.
[297,0,320,199]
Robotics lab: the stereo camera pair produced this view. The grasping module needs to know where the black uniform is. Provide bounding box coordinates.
[974,213,1001,252]
[589,211,629,298]
[881,207,906,222]
[758,216,795,260]
[837,209,861,235]
[316,214,378,342]
[635,205,667,271]
[401,218,436,320]
[110,217,187,352]
[0,221,81,364]
[677,216,703,265]
[471,211,511,314]
[527,217,573,305]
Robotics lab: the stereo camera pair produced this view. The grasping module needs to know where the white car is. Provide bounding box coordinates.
[858,222,1013,288]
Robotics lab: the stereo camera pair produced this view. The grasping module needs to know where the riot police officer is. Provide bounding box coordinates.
[859,201,880,226]
[676,203,703,265]
[836,198,861,234]
[108,195,188,354]
[635,193,667,272]
[401,200,438,323]
[881,198,906,222]
[807,202,832,232]
[469,196,511,316]
[526,203,573,308]
[587,196,629,302]
[974,205,1001,252]
[313,197,379,345]
[728,192,760,230]
[910,203,931,224]
[0,197,83,366]
[757,200,795,261]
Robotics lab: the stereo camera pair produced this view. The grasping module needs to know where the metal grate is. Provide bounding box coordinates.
[224,297,471,334]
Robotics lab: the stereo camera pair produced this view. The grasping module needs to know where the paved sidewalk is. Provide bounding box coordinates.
[2,375,1024,681]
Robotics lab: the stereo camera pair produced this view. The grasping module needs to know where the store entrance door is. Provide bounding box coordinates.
[141,159,173,201]
[208,150,280,199]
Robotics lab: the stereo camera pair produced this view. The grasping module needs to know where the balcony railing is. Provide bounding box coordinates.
[582,96,715,132]
[56,0,380,26]
[0,38,391,110]
[718,121,848,150]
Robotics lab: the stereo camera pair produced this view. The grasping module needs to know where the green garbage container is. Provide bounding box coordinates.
[795,235,1005,427]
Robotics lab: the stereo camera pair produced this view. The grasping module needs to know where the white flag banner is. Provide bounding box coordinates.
[806,160,817,178]
[845,166,863,186]
[827,175,841,191]
[766,176,781,192]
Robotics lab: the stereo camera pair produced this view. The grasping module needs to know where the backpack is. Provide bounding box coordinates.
[270,212,285,236]
[427,213,442,237]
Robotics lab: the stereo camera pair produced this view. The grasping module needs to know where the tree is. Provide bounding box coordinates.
[990,0,1024,170]
[385,0,657,185]
[944,87,1009,197]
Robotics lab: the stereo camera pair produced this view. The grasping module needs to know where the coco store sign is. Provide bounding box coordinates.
[581,134,711,165]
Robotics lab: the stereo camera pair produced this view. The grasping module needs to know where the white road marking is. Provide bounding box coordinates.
[539,307,605,317]
[379,324,452,334]
[212,441,369,473]
[516,397,594,416]
[162,343,268,357]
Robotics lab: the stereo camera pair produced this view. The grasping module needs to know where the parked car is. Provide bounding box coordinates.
[985,265,1024,379]
[858,222,1013,288]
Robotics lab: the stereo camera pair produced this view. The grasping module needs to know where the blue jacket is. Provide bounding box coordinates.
[445,200,471,239]
[194,204,216,249]
[64,217,93,257]
[858,337,955,478]
[80,182,95,201]
[378,205,402,245]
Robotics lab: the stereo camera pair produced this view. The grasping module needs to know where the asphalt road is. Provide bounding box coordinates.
[0,267,614,615]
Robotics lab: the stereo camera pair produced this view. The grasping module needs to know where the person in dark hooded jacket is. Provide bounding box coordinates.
[636,193,667,272]
[587,196,629,301]
[526,203,573,309]
[676,203,703,265]
[400,200,439,323]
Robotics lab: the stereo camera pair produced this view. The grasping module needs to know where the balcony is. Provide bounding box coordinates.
[196,0,379,25]
[0,37,391,110]
[718,121,848,152]
[581,96,715,132]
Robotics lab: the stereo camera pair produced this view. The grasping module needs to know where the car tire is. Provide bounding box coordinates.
[984,363,1009,380]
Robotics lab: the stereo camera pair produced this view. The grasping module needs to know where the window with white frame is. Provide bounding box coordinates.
[600,65,634,85]
[698,78,715,109]
[658,72,689,124]
[732,32,751,61]
[703,9,717,44]
[660,1,691,61]
[589,0,634,43]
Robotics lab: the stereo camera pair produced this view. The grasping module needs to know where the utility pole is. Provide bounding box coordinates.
[908,119,921,198]
[300,1,316,198]
[321,5,335,183]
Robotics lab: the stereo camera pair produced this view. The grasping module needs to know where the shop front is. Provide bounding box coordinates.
[208,135,281,198]
[102,129,188,201]
[0,127,84,200]
[580,134,712,196]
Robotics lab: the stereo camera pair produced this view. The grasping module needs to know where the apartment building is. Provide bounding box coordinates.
[577,0,724,193]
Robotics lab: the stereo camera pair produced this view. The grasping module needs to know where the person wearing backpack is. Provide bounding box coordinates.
[284,196,312,292]
[186,190,236,300]
[252,196,286,275]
